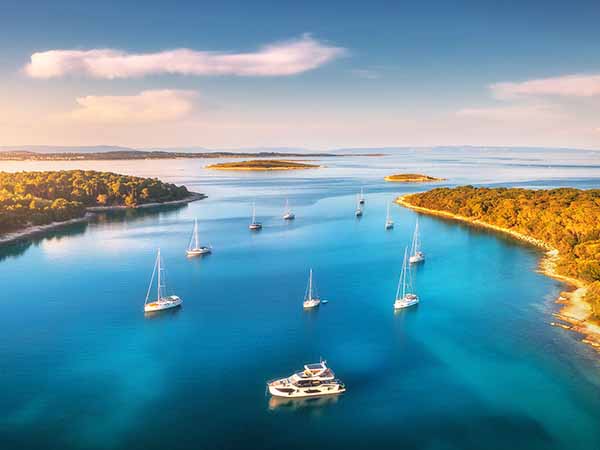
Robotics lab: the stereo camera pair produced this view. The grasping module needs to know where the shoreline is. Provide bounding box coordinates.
[0,192,206,247]
[396,193,600,352]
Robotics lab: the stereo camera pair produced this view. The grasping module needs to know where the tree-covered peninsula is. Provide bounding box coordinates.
[399,186,600,318]
[0,170,193,234]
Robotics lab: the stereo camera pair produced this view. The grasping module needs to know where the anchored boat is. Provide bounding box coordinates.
[267,360,346,398]
[283,198,295,220]
[144,248,182,313]
[385,202,394,229]
[409,217,425,264]
[359,187,365,204]
[249,202,262,230]
[303,268,321,309]
[394,247,419,310]
[355,195,363,217]
[186,218,211,256]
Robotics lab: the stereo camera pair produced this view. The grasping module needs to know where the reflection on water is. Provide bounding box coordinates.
[268,393,341,412]
[144,306,183,321]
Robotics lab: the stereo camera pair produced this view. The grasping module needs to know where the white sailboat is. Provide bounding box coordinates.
[359,187,365,205]
[385,202,394,229]
[355,195,363,217]
[186,218,211,256]
[394,247,419,310]
[144,248,182,313]
[283,199,295,220]
[249,202,262,230]
[303,269,321,309]
[409,217,425,263]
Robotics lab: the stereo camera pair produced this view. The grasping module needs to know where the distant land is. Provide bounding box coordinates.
[0,150,343,161]
[206,159,320,171]
[384,173,446,183]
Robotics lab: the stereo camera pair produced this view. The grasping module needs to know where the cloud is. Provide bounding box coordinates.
[456,104,564,121]
[491,74,600,99]
[66,89,198,124]
[24,35,345,79]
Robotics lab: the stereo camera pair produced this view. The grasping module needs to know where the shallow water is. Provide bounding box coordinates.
[1,149,600,450]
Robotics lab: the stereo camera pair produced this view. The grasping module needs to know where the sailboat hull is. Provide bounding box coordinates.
[249,223,262,230]
[186,247,211,256]
[385,221,394,229]
[144,295,182,312]
[409,253,425,264]
[283,213,295,220]
[394,295,419,309]
[303,299,321,309]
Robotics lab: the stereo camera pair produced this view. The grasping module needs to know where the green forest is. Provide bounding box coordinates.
[404,186,600,317]
[0,170,190,234]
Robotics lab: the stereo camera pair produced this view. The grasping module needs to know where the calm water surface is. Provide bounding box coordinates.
[1,149,600,450]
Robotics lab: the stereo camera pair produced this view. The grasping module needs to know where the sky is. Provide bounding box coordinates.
[1,0,600,150]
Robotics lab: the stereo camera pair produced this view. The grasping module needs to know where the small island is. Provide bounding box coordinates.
[384,173,446,183]
[0,170,204,244]
[206,159,320,171]
[397,186,600,351]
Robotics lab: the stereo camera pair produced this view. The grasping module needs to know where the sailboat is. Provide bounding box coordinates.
[355,195,363,217]
[359,188,365,205]
[249,202,262,230]
[385,202,394,229]
[394,247,419,310]
[186,218,212,256]
[144,248,182,313]
[409,217,425,263]
[283,199,295,220]
[303,269,321,309]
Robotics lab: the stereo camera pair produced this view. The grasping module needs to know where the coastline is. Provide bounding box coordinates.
[205,164,320,171]
[0,192,206,247]
[384,175,446,183]
[396,193,600,352]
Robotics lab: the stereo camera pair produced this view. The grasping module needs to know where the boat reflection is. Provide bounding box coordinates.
[268,393,340,411]
[144,305,183,320]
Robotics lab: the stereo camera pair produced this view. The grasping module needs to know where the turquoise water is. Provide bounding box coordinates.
[1,150,600,450]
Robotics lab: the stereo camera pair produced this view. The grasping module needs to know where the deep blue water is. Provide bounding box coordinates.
[1,150,600,450]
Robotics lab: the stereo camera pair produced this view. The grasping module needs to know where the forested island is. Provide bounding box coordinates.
[0,170,199,237]
[384,173,446,183]
[206,159,320,171]
[398,186,600,348]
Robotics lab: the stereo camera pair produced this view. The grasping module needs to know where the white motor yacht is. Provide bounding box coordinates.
[267,360,346,398]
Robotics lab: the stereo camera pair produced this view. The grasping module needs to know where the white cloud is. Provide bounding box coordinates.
[491,74,600,99]
[24,35,345,79]
[66,90,198,124]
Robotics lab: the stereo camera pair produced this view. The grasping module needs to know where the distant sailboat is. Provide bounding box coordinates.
[409,217,425,264]
[394,247,419,310]
[355,195,363,217]
[249,202,262,230]
[283,199,295,220]
[385,202,394,229]
[186,218,211,256]
[303,269,321,309]
[359,188,365,205]
[144,248,182,313]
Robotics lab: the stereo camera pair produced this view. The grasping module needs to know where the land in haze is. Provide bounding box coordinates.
[205,159,320,171]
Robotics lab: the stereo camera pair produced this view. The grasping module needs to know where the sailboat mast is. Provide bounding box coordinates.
[386,203,390,221]
[402,248,407,298]
[194,219,199,249]
[309,269,313,300]
[252,202,256,223]
[157,248,161,301]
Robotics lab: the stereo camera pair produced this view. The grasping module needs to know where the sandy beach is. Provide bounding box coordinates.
[397,193,600,352]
